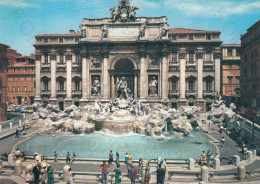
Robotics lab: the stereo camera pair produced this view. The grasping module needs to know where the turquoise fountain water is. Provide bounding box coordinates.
[19,131,215,160]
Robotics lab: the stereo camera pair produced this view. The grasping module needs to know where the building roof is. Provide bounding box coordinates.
[247,19,260,32]
[169,28,220,34]
[0,43,10,48]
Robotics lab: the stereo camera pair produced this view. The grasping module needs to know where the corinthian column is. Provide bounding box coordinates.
[34,55,41,102]
[50,53,57,101]
[179,52,186,100]
[139,51,147,100]
[80,52,88,102]
[65,54,72,103]
[196,52,203,99]
[214,52,221,94]
[161,51,169,99]
[102,51,109,99]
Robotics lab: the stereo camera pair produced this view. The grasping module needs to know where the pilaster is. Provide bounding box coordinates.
[34,55,41,102]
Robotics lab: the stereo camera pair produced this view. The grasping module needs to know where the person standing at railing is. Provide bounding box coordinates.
[66,152,70,163]
[54,151,58,163]
[138,157,143,173]
[100,161,110,184]
[125,153,129,164]
[109,150,113,165]
[114,164,122,184]
[47,166,55,184]
[130,164,137,184]
[127,158,132,178]
[116,152,119,166]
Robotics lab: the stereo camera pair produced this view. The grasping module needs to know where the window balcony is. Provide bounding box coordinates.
[41,90,50,96]
[41,63,50,69]
[203,90,214,96]
[186,90,196,97]
[169,61,179,69]
[169,90,179,98]
[72,90,82,97]
[203,61,214,65]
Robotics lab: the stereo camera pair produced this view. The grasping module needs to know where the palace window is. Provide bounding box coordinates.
[252,65,257,76]
[172,35,176,40]
[12,86,15,92]
[227,76,233,84]
[188,81,194,91]
[44,38,48,43]
[75,54,81,63]
[206,35,211,40]
[188,51,194,63]
[44,54,48,64]
[206,81,212,90]
[205,52,211,61]
[236,77,240,84]
[75,80,80,90]
[236,49,240,56]
[59,81,64,90]
[172,81,177,91]
[228,48,232,57]
[75,38,79,42]
[17,86,20,92]
[59,38,63,43]
[60,54,64,63]
[44,81,49,90]
[172,53,177,63]
[189,35,193,40]
[24,86,27,92]
[204,76,214,91]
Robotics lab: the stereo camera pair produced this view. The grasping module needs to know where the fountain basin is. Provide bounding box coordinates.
[18,131,215,160]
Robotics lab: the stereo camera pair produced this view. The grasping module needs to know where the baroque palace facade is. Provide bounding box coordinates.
[34,0,222,111]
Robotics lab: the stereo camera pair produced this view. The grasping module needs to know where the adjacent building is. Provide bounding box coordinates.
[7,55,36,105]
[0,43,9,121]
[241,20,260,108]
[221,44,241,104]
[33,0,222,111]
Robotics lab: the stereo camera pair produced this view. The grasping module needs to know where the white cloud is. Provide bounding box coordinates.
[164,0,260,17]
[0,0,39,8]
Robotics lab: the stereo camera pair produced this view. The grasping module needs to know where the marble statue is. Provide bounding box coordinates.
[92,77,101,95]
[139,23,146,39]
[149,77,158,96]
[110,6,120,22]
[80,25,87,38]
[161,23,169,38]
[102,24,109,38]
[117,77,128,100]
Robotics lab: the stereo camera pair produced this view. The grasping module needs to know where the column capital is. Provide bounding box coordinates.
[179,52,186,59]
[80,51,90,59]
[35,55,41,61]
[139,51,147,58]
[102,51,109,58]
[50,53,56,60]
[161,50,170,57]
[214,52,221,59]
[65,53,72,60]
[196,52,203,59]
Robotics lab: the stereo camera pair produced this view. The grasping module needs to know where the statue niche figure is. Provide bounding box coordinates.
[80,25,87,38]
[92,77,101,95]
[149,77,158,96]
[110,6,120,22]
[161,23,169,38]
[102,24,109,39]
[139,23,146,39]
[117,77,129,100]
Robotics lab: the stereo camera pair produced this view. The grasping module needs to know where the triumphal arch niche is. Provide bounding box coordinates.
[79,0,170,103]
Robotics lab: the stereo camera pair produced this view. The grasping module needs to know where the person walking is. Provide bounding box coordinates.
[130,164,137,184]
[100,161,110,184]
[68,168,74,184]
[125,153,129,164]
[138,157,143,173]
[33,162,41,184]
[127,159,132,178]
[221,136,225,146]
[116,152,120,166]
[41,166,48,184]
[54,151,58,163]
[71,152,76,162]
[144,168,151,184]
[109,150,113,164]
[47,166,55,184]
[15,129,19,138]
[156,164,165,184]
[66,152,70,163]
[129,153,132,160]
[114,164,122,184]
[206,150,211,165]
[200,151,206,166]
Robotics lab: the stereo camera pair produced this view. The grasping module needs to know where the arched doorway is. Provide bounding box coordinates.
[113,58,135,98]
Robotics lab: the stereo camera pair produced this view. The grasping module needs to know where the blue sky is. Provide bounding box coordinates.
[0,0,259,55]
